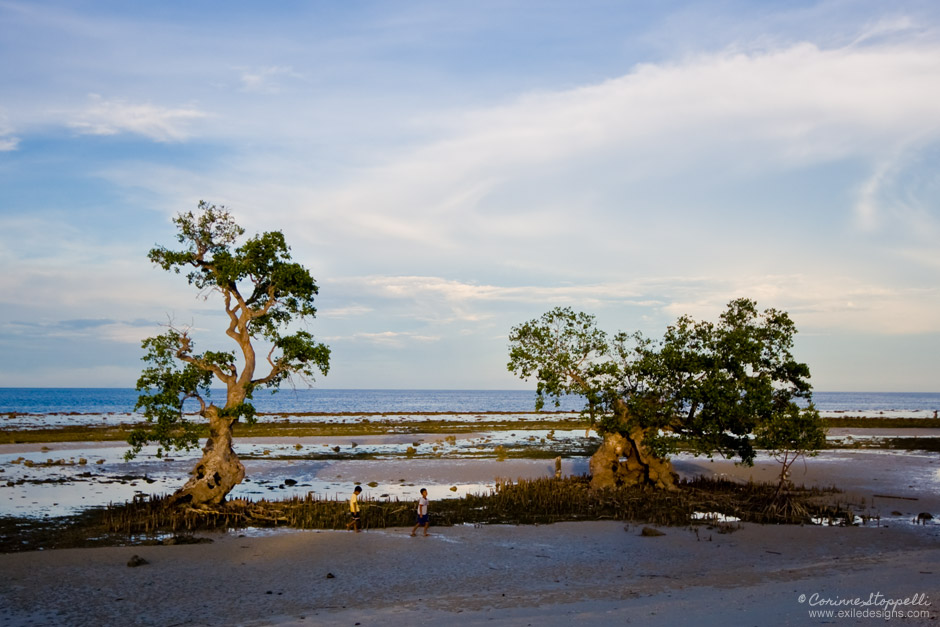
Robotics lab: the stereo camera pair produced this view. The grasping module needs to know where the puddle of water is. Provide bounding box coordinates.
[0,440,592,518]
[692,511,741,523]
[1,444,195,517]
[240,429,598,460]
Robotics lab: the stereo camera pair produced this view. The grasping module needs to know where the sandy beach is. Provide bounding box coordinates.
[2,447,939,626]
[0,519,936,626]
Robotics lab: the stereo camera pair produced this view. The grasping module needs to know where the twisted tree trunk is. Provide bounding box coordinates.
[170,406,245,507]
[588,401,678,491]
[588,429,678,490]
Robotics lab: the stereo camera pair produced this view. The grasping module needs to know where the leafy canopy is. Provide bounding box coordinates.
[508,298,824,466]
[129,202,331,459]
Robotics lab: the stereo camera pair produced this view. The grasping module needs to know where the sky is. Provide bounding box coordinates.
[1,0,939,392]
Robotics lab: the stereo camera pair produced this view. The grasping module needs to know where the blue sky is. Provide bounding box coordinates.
[1,0,939,391]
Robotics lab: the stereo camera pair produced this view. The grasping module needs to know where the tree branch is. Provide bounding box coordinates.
[176,335,234,386]
[251,367,284,388]
[181,390,207,416]
[252,344,288,387]
[223,290,240,339]
[249,284,279,319]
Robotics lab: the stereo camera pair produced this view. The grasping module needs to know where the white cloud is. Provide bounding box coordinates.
[334,330,441,347]
[97,321,156,345]
[848,15,922,47]
[69,94,209,142]
[0,215,201,323]
[331,275,649,317]
[80,36,940,290]
[855,157,895,231]
[0,364,141,388]
[243,38,940,266]
[0,111,19,150]
[5,4,940,391]
[859,142,940,233]
[443,40,940,171]
[1,319,153,345]
[319,304,374,318]
[661,274,940,336]
[238,66,303,94]
[332,273,940,337]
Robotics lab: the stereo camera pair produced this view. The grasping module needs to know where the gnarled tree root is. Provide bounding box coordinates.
[588,429,678,491]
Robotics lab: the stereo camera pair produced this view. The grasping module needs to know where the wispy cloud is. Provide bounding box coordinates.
[335,275,644,307]
[69,94,209,142]
[332,273,940,336]
[319,304,374,318]
[848,15,923,47]
[0,135,18,151]
[661,275,940,336]
[0,112,19,150]
[4,2,940,390]
[1,318,156,344]
[238,66,303,94]
[861,143,940,229]
[334,330,441,347]
[246,38,940,272]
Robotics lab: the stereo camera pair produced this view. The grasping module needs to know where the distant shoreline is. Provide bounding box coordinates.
[2,388,939,416]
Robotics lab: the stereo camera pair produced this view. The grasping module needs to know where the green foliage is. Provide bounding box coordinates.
[754,402,827,486]
[507,307,616,424]
[128,330,212,460]
[131,202,330,458]
[508,299,825,468]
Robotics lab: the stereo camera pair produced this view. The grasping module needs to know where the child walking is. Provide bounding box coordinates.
[346,485,362,532]
[410,488,430,537]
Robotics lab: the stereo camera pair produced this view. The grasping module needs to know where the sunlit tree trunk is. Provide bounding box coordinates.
[588,402,678,491]
[172,298,257,507]
[133,204,331,509]
[170,405,245,507]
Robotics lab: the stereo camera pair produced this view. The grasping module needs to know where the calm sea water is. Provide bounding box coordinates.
[0,388,938,415]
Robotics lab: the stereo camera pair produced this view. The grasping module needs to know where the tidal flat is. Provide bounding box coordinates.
[3,410,940,522]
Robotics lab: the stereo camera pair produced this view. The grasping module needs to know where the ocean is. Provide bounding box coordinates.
[0,388,938,415]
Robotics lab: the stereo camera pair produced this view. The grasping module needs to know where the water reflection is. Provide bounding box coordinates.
[0,440,592,518]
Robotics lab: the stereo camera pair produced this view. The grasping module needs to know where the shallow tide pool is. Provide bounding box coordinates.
[0,436,593,518]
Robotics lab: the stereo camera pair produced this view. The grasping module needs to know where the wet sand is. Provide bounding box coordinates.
[1,449,939,626]
[0,520,937,626]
